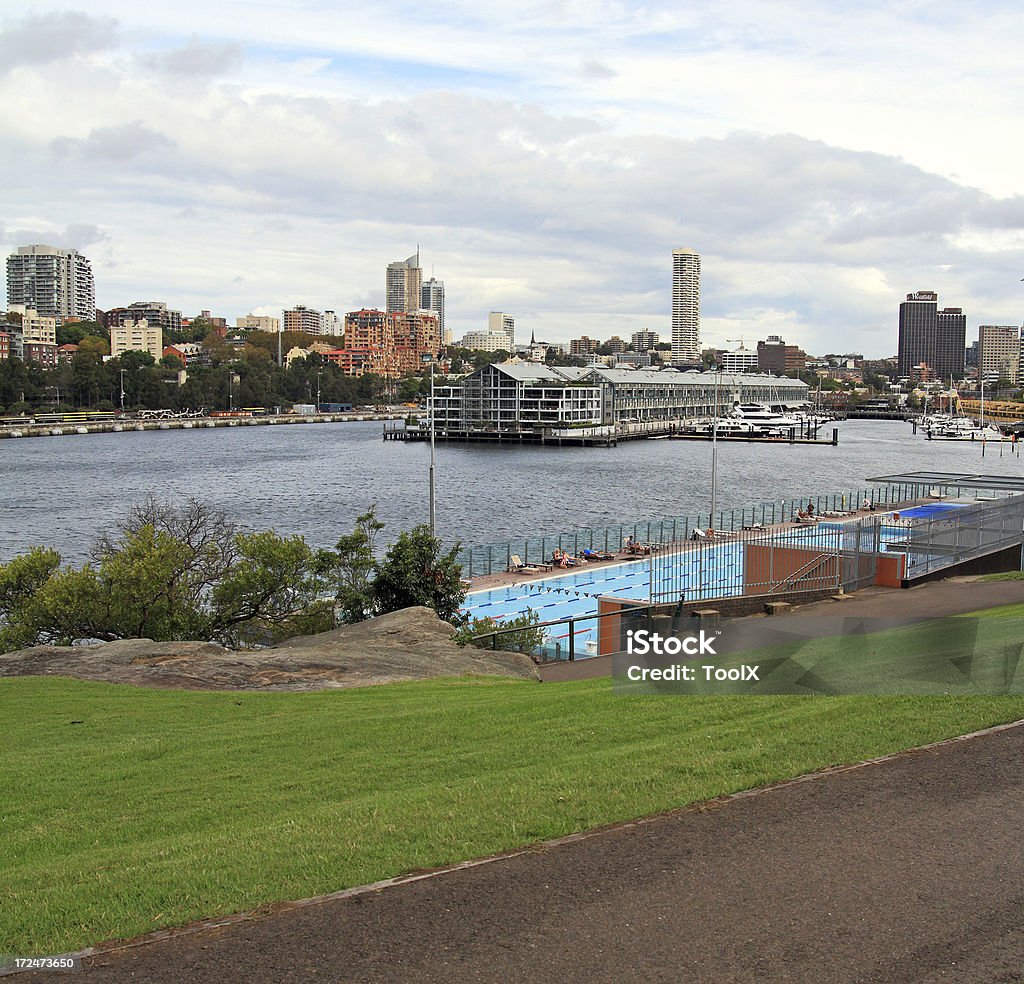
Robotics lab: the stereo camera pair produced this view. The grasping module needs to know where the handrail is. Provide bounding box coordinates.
[769,550,837,593]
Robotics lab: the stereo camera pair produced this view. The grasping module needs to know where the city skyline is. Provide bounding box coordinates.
[3,3,1024,357]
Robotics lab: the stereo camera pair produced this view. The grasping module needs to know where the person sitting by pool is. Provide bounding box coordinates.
[806,501,815,516]
[581,548,613,561]
[625,536,651,554]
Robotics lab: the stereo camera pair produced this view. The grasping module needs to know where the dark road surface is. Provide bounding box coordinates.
[22,719,1024,984]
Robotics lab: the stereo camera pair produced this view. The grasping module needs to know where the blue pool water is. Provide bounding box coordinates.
[462,526,849,657]
[461,513,968,657]
[896,502,967,519]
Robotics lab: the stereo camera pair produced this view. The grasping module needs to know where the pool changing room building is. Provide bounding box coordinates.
[431,362,810,433]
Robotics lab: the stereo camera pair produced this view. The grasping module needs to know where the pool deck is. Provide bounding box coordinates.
[463,500,922,597]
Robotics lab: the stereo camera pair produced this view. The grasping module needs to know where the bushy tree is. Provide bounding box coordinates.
[371,526,466,623]
[331,508,385,623]
[0,498,332,648]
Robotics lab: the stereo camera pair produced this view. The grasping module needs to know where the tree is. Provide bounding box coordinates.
[209,531,333,645]
[371,525,466,623]
[0,547,62,651]
[0,498,332,648]
[330,508,385,623]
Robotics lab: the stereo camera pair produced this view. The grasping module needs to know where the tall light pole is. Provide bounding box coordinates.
[316,370,322,412]
[429,358,436,537]
[119,369,126,412]
[710,365,721,530]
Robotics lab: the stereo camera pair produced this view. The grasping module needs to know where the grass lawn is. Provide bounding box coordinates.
[3,665,1023,958]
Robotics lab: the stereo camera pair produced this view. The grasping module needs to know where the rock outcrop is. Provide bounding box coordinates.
[0,607,538,691]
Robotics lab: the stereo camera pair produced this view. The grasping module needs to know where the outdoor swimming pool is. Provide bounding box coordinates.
[461,506,973,658]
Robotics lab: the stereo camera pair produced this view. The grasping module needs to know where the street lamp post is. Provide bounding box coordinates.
[316,371,322,412]
[119,369,126,412]
[422,353,437,537]
[710,366,721,531]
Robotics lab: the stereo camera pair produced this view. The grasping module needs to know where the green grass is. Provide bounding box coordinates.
[978,570,1024,582]
[3,673,1023,957]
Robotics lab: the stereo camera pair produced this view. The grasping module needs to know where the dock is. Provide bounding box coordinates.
[0,412,420,440]
[385,422,839,447]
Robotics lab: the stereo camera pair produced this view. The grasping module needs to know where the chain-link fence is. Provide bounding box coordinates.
[458,483,920,578]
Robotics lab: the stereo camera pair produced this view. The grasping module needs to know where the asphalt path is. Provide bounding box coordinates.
[21,719,1024,983]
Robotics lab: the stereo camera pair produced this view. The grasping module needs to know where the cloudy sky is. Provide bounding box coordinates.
[3,1,1024,356]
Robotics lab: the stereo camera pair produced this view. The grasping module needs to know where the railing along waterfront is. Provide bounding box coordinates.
[457,483,923,578]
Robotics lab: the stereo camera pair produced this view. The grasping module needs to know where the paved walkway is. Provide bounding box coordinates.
[26,721,1024,983]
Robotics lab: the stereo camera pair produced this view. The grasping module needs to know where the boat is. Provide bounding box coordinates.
[730,402,801,429]
[927,423,1005,441]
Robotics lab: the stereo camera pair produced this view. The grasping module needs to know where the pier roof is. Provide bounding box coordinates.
[867,471,1024,492]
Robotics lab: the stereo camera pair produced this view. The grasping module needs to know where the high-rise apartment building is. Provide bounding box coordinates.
[236,314,281,333]
[421,278,445,338]
[897,291,965,380]
[460,330,511,352]
[104,301,182,335]
[977,325,1020,383]
[386,251,422,314]
[109,319,163,361]
[569,336,599,356]
[6,245,95,322]
[488,311,514,352]
[671,248,701,365]
[632,330,659,352]
[282,305,324,335]
[7,305,57,345]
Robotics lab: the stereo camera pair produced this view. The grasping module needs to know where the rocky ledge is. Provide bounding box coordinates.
[0,607,538,691]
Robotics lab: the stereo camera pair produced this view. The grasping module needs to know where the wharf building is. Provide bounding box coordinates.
[897,291,966,380]
[431,363,809,433]
[6,245,95,323]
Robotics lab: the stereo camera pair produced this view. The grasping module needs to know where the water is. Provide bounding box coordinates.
[1,418,1020,564]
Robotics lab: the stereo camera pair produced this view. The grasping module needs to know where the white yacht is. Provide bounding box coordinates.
[730,402,801,429]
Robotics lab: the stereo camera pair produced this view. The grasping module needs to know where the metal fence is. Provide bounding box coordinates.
[467,494,1024,661]
[458,482,920,578]
[893,495,1024,578]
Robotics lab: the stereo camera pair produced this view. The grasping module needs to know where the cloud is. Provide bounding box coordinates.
[51,122,176,161]
[0,11,119,70]
[580,59,616,79]
[142,36,243,77]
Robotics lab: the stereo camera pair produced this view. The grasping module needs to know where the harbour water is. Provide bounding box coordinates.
[2,418,1021,564]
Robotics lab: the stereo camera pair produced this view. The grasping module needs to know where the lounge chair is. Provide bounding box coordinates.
[509,554,547,573]
[581,548,614,562]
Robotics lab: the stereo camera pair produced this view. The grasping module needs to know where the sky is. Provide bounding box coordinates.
[3,1,1024,357]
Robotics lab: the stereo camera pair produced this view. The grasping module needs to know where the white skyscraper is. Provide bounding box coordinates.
[488,311,515,351]
[421,277,445,338]
[6,245,95,322]
[671,247,701,365]
[386,250,422,314]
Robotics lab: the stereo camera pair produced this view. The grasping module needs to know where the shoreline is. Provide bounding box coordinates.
[0,411,420,440]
